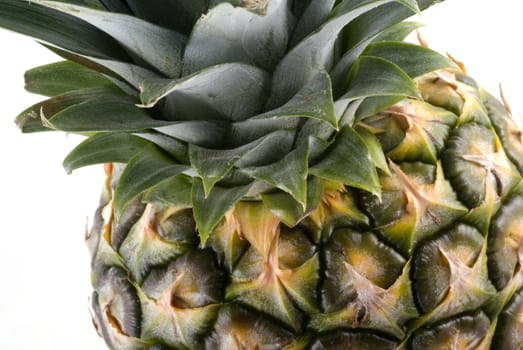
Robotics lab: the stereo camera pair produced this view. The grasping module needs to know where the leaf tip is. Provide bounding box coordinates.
[62,162,74,175]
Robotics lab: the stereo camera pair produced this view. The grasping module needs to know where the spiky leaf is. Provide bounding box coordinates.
[0,0,129,60]
[24,61,114,96]
[363,41,456,78]
[244,143,309,207]
[46,96,169,132]
[182,0,292,74]
[343,56,419,101]
[192,180,252,243]
[139,63,270,122]
[255,70,337,129]
[311,125,380,197]
[268,0,401,108]
[63,133,150,173]
[114,145,188,219]
[35,0,187,77]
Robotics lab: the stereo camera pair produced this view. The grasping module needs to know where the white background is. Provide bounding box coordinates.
[0,1,522,349]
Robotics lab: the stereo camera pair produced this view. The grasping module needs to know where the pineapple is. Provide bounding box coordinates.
[1,0,523,349]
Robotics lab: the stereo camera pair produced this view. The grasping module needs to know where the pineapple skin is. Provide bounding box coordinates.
[87,69,523,349]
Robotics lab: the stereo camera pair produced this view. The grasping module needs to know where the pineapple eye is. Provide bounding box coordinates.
[156,207,198,243]
[442,123,520,209]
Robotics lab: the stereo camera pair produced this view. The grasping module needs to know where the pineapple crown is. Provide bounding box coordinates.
[1,0,453,241]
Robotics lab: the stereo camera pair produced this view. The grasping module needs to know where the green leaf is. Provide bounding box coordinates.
[35,0,188,77]
[182,0,292,74]
[254,71,338,129]
[41,45,163,91]
[268,0,398,108]
[114,145,188,219]
[87,57,162,90]
[262,177,323,227]
[330,36,376,96]
[363,42,456,78]
[355,125,391,176]
[354,95,407,120]
[337,55,422,120]
[189,144,243,197]
[330,22,425,94]
[341,0,431,49]
[243,143,309,207]
[143,175,193,208]
[342,56,419,101]
[0,0,129,60]
[98,0,131,13]
[295,118,338,152]
[331,1,428,94]
[263,192,305,228]
[289,0,336,46]
[335,98,360,131]
[63,133,150,173]
[311,125,380,197]
[47,96,169,132]
[139,63,270,122]
[192,179,252,244]
[54,0,105,9]
[189,130,300,196]
[391,0,419,14]
[230,118,299,146]
[134,132,188,164]
[155,121,230,148]
[373,21,423,42]
[300,129,334,163]
[333,0,417,17]
[24,61,115,97]
[15,87,123,133]
[234,130,296,167]
[125,0,209,34]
